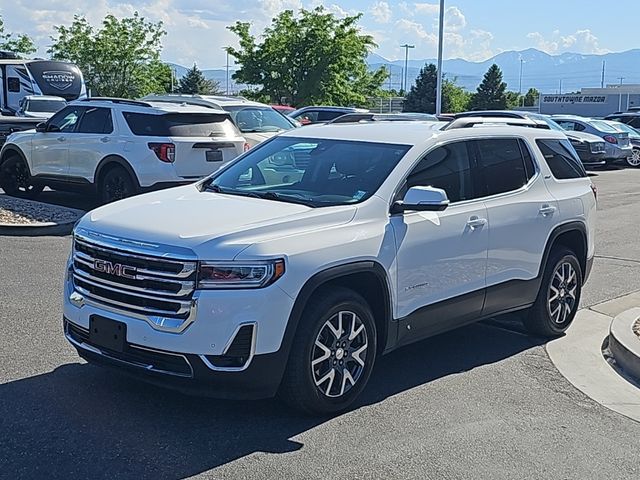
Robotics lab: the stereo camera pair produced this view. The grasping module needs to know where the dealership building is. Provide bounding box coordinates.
[539,84,640,117]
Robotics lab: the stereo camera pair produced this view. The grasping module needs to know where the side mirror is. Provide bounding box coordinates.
[35,123,47,133]
[391,186,450,214]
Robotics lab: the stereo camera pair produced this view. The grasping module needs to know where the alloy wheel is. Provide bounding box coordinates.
[547,261,578,325]
[104,174,131,201]
[2,158,39,196]
[311,310,368,398]
[628,149,640,167]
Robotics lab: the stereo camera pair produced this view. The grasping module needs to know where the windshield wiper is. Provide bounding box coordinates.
[255,191,317,207]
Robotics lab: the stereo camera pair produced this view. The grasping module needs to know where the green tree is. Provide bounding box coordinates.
[0,16,36,56]
[227,7,387,106]
[523,87,539,107]
[505,91,522,109]
[442,78,472,113]
[403,64,471,113]
[49,13,168,98]
[469,63,507,110]
[403,63,437,113]
[178,64,221,95]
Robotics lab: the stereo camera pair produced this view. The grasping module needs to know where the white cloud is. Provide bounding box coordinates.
[444,6,465,31]
[527,29,609,54]
[370,1,392,24]
[394,18,437,45]
[414,2,439,15]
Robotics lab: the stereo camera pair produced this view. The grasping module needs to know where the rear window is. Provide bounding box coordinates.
[589,120,618,133]
[123,112,240,137]
[536,139,587,179]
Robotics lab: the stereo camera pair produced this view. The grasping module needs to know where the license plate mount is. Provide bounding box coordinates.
[206,149,223,162]
[89,316,126,353]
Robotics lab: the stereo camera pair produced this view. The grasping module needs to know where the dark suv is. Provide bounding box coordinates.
[604,112,640,130]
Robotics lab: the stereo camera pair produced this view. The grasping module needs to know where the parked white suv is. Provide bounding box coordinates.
[63,120,596,414]
[0,98,246,203]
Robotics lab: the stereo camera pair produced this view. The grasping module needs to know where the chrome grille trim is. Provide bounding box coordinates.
[71,236,198,332]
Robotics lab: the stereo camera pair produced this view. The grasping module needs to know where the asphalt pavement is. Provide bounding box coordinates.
[1,167,640,479]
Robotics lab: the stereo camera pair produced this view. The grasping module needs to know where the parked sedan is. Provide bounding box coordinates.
[552,115,633,165]
[455,111,606,167]
[288,106,368,125]
[603,120,640,168]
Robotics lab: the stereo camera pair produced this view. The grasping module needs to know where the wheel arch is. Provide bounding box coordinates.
[540,221,588,284]
[0,144,29,170]
[283,262,394,359]
[94,155,140,189]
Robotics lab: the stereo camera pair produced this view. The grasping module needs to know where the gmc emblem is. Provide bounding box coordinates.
[94,259,137,279]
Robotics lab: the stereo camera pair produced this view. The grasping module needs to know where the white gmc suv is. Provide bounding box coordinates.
[63,119,596,414]
[0,98,246,203]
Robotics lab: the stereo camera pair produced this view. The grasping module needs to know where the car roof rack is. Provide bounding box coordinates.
[81,97,152,107]
[328,113,436,124]
[443,117,540,130]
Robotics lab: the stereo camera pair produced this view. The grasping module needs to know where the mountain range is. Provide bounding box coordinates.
[168,48,640,95]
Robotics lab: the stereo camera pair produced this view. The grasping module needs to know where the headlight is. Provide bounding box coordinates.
[197,259,285,289]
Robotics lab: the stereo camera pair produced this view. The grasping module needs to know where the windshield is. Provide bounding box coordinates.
[25,99,66,113]
[204,136,411,207]
[222,106,295,133]
[526,113,565,132]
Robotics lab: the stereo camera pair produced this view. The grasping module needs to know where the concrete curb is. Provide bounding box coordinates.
[547,295,640,423]
[609,307,640,383]
[0,218,79,236]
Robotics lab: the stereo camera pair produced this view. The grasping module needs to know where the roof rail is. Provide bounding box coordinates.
[82,97,152,107]
[443,117,540,131]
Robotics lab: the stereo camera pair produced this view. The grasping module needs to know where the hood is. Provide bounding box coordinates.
[77,184,357,260]
[243,131,278,147]
[564,131,605,143]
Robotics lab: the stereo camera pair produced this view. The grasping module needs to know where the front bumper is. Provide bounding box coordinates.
[65,318,286,399]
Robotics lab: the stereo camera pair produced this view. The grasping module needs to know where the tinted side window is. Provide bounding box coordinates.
[476,138,528,196]
[7,78,20,92]
[317,111,344,122]
[47,106,84,133]
[406,141,474,203]
[536,139,587,179]
[628,117,640,129]
[77,107,113,134]
[519,139,536,180]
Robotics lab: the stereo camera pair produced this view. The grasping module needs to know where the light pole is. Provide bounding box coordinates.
[400,44,415,94]
[519,58,524,107]
[223,47,230,95]
[435,0,445,116]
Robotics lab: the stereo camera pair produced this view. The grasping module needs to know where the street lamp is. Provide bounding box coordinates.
[435,0,445,116]
[400,44,415,93]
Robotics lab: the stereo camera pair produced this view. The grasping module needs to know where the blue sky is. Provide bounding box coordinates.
[1,0,637,68]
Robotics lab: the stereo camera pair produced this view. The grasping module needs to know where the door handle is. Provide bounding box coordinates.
[100,137,110,143]
[539,205,557,216]
[466,216,487,230]
[57,136,66,142]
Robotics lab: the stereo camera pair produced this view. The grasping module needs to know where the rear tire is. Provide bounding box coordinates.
[279,287,377,415]
[0,155,44,199]
[99,166,137,204]
[523,248,582,337]
[627,148,640,168]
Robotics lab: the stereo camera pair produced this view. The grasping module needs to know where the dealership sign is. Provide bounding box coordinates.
[42,71,75,91]
[542,95,607,104]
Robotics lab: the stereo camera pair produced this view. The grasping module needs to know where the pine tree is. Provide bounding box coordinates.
[470,64,507,110]
[402,63,437,113]
[177,64,220,95]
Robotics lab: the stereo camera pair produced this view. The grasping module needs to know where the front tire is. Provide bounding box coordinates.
[523,248,582,337]
[279,287,377,415]
[0,155,44,199]
[99,166,137,204]
[627,148,640,168]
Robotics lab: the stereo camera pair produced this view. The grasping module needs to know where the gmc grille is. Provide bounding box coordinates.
[72,236,197,328]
